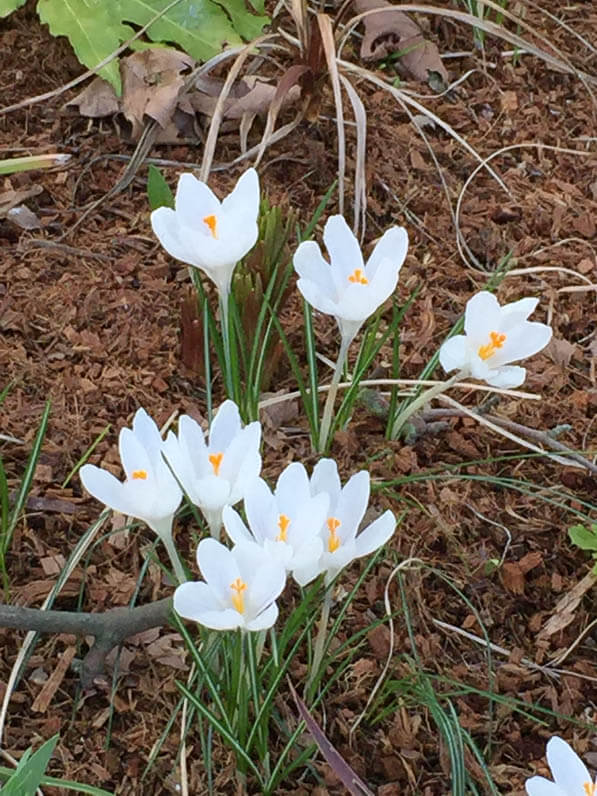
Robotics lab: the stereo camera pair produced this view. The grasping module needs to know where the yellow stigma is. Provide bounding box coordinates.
[276,514,290,542]
[230,578,247,614]
[327,517,341,553]
[583,784,596,796]
[209,452,223,476]
[348,268,368,285]
[203,214,218,238]
[131,470,147,480]
[478,330,507,361]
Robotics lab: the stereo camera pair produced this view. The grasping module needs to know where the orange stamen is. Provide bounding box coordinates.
[478,331,507,361]
[348,268,368,285]
[208,452,223,476]
[583,784,596,796]
[230,577,247,614]
[132,470,147,480]
[327,517,341,553]
[276,514,291,542]
[203,214,218,238]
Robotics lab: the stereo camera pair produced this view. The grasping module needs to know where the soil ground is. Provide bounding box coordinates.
[1,1,596,794]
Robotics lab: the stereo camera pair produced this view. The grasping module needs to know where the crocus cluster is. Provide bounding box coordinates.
[81,400,397,631]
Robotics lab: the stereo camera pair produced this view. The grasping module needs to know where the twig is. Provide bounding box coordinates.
[421,407,597,475]
[0,598,172,688]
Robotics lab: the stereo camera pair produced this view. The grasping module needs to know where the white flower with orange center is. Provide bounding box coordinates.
[150,168,260,300]
[163,400,261,540]
[439,291,552,389]
[526,736,596,796]
[223,462,327,586]
[309,459,396,583]
[80,408,185,581]
[293,214,408,344]
[173,538,287,631]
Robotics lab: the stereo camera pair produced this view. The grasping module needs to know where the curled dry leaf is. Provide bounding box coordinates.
[68,48,196,142]
[190,74,301,119]
[352,0,448,83]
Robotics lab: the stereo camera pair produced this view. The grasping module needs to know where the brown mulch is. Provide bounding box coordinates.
[1,1,596,794]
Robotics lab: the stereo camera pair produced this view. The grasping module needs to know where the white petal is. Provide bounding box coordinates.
[131,408,162,455]
[245,602,279,631]
[245,560,287,617]
[192,607,243,630]
[221,167,260,221]
[366,249,402,304]
[197,538,240,604]
[178,415,208,475]
[119,427,153,481]
[335,471,369,544]
[296,276,340,317]
[222,505,254,545]
[366,226,408,280]
[546,736,593,793]
[464,292,501,342]
[323,215,364,283]
[484,365,527,389]
[354,510,396,558]
[275,462,310,507]
[175,172,220,227]
[439,335,469,374]
[174,581,223,621]
[293,240,337,298]
[501,296,539,327]
[150,208,197,266]
[80,465,131,516]
[292,556,324,587]
[209,400,242,452]
[525,776,567,796]
[244,477,276,542]
[490,322,552,367]
[310,459,341,504]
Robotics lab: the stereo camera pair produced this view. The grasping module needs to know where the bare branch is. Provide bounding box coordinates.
[0,599,173,688]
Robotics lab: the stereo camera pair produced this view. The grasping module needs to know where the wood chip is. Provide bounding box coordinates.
[31,646,76,712]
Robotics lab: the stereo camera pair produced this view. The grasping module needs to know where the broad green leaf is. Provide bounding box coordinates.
[0,734,58,795]
[212,0,268,41]
[568,524,597,552]
[121,0,245,63]
[37,0,126,93]
[0,0,27,18]
[147,164,175,210]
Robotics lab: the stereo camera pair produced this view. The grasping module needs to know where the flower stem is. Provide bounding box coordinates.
[160,531,187,585]
[390,371,464,439]
[218,288,234,400]
[306,586,332,699]
[318,335,353,453]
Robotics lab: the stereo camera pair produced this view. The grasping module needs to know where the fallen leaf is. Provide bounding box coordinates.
[352,0,448,83]
[537,570,597,641]
[545,337,578,368]
[190,74,300,119]
[6,204,42,230]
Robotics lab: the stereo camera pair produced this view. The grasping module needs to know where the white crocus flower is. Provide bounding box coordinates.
[150,168,260,300]
[293,214,408,344]
[174,538,287,631]
[163,400,261,540]
[309,458,396,583]
[526,736,596,796]
[80,409,185,582]
[439,291,552,389]
[223,462,328,586]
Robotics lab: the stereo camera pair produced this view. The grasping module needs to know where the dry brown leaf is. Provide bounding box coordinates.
[190,74,300,119]
[352,0,448,83]
[68,48,195,142]
[537,570,597,641]
[545,337,578,368]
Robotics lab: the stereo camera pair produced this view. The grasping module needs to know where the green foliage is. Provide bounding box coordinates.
[0,734,59,795]
[568,523,597,573]
[11,0,269,95]
[0,398,51,597]
[0,0,26,18]
[0,734,113,794]
[147,164,175,210]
